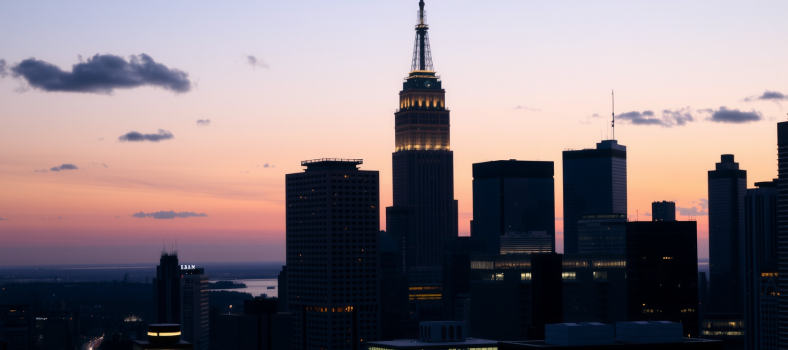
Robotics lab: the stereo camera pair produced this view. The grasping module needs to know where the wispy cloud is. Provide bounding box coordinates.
[132,211,208,219]
[677,206,707,216]
[50,164,78,172]
[708,107,762,123]
[246,55,269,69]
[513,105,541,112]
[0,217,8,221]
[119,130,173,142]
[196,119,211,126]
[10,54,191,94]
[744,91,788,102]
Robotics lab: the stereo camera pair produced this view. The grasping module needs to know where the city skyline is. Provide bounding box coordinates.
[2,0,788,265]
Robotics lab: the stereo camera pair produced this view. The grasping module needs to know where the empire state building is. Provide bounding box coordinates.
[388,0,458,270]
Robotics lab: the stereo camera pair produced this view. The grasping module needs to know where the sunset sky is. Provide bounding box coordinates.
[1,0,787,265]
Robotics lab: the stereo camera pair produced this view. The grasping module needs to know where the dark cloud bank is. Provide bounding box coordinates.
[50,164,78,172]
[119,130,173,142]
[745,91,788,102]
[9,54,191,94]
[614,107,761,127]
[132,211,207,219]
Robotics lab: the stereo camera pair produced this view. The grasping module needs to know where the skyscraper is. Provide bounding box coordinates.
[625,221,699,338]
[562,140,627,255]
[471,160,555,255]
[153,251,181,324]
[744,180,778,350]
[707,154,746,314]
[182,268,209,350]
[285,159,381,350]
[652,201,676,221]
[775,122,788,349]
[389,0,458,270]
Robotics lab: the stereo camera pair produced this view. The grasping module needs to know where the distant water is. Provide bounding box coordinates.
[210,279,278,298]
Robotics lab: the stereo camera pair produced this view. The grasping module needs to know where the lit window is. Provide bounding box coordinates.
[562,272,576,280]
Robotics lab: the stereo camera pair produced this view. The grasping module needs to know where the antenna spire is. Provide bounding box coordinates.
[411,0,434,72]
[611,90,615,140]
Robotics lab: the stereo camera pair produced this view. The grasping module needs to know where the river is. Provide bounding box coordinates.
[210,279,278,298]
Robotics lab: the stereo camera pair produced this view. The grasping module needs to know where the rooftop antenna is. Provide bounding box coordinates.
[611,90,615,140]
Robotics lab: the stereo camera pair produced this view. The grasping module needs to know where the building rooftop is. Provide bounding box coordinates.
[300,158,364,172]
[368,338,497,349]
[500,338,722,348]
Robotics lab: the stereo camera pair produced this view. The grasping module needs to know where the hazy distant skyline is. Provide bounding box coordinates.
[1,0,787,265]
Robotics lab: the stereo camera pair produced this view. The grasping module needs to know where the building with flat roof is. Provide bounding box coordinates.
[625,221,699,337]
[285,158,381,349]
[652,201,676,221]
[562,140,627,255]
[576,214,626,254]
[181,268,209,350]
[472,160,555,255]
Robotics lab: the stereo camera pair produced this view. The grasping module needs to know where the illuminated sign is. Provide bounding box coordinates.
[181,265,196,270]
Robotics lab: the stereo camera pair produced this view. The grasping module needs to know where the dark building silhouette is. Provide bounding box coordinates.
[276,267,287,313]
[471,160,555,255]
[181,268,209,350]
[153,251,181,324]
[652,201,676,221]
[744,180,778,350]
[216,298,293,350]
[388,0,458,271]
[469,253,563,341]
[379,230,413,340]
[0,305,33,350]
[285,159,381,349]
[576,214,627,254]
[698,272,708,328]
[625,221,699,337]
[707,154,746,315]
[776,122,788,350]
[441,237,486,328]
[562,140,627,255]
[561,254,627,324]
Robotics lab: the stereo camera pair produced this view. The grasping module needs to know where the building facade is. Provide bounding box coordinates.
[285,159,381,349]
[389,0,458,270]
[562,140,627,255]
[182,268,209,350]
[576,214,627,254]
[154,251,182,324]
[707,154,746,315]
[625,221,699,337]
[775,122,788,349]
[471,160,555,255]
[652,201,676,221]
[216,298,293,350]
[744,180,778,350]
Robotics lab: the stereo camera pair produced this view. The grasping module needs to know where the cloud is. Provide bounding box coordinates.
[698,198,708,211]
[264,163,271,168]
[50,164,78,172]
[247,55,269,69]
[677,206,708,216]
[0,59,7,78]
[555,217,563,221]
[0,217,8,221]
[744,91,788,102]
[642,212,652,217]
[196,119,211,126]
[57,217,64,220]
[10,54,191,94]
[616,108,695,127]
[513,106,541,112]
[33,169,48,173]
[103,163,109,168]
[132,211,208,219]
[119,129,173,142]
[709,107,762,123]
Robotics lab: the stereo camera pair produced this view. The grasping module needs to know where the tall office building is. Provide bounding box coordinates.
[153,251,182,324]
[707,154,746,314]
[216,298,293,350]
[0,305,33,350]
[775,122,788,349]
[285,159,381,349]
[744,180,778,350]
[182,268,209,350]
[472,160,555,255]
[652,201,676,221]
[562,140,627,255]
[389,0,458,270]
[625,221,699,338]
